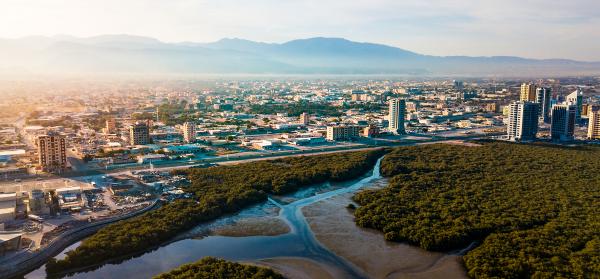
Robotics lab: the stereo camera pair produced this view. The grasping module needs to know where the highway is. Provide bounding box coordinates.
[0,131,499,193]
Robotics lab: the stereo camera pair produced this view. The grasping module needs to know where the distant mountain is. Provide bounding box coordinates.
[1,34,599,76]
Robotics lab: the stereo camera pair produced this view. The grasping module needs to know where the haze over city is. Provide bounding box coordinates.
[1,0,600,60]
[0,1,598,279]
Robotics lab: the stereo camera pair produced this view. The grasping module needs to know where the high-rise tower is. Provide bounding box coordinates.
[388,98,406,135]
[37,132,67,173]
[507,101,539,141]
[520,83,536,102]
[588,106,600,140]
[550,104,576,141]
[535,87,552,123]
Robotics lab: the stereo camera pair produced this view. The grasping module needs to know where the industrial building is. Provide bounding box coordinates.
[55,187,85,212]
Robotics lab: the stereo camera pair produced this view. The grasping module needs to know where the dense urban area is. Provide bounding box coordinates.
[0,77,599,278]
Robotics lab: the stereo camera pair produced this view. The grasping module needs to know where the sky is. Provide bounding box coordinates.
[1,0,599,61]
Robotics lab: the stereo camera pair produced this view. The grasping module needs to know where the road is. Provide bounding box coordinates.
[0,132,497,193]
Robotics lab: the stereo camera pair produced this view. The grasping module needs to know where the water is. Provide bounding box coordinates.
[26,157,383,279]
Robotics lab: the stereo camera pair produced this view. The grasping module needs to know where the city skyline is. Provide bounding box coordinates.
[1,0,600,61]
[0,2,598,278]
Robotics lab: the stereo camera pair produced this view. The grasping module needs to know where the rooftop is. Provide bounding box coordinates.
[0,232,22,244]
[56,187,82,193]
[0,207,15,215]
[0,193,16,202]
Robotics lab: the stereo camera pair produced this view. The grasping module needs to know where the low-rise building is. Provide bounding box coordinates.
[362,125,380,138]
[252,140,281,150]
[0,193,17,223]
[0,232,22,256]
[0,167,28,181]
[162,144,205,155]
[326,125,361,141]
[28,189,51,215]
[137,154,168,164]
[288,137,326,146]
[55,187,85,212]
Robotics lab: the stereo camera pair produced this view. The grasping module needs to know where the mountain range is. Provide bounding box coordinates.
[1,34,599,76]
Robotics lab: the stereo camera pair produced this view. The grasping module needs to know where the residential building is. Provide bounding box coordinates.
[104,118,116,134]
[551,104,576,141]
[507,101,539,141]
[300,112,310,126]
[453,80,464,91]
[326,125,361,141]
[535,87,552,123]
[36,132,67,173]
[566,88,584,123]
[485,103,499,113]
[588,106,600,140]
[182,122,196,143]
[388,98,406,135]
[362,125,380,138]
[582,104,591,118]
[406,101,420,112]
[520,82,536,102]
[130,121,150,145]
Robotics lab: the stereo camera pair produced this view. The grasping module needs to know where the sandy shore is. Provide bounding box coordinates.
[302,193,468,279]
[210,216,290,237]
[252,257,347,279]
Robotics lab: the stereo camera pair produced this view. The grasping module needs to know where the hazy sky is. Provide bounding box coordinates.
[1,0,599,61]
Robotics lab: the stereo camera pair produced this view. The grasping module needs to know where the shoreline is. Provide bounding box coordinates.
[209,216,290,237]
[301,190,468,279]
[251,257,345,279]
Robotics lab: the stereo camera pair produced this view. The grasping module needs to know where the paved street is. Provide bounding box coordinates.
[0,131,494,193]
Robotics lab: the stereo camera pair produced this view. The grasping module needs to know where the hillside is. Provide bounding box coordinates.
[1,35,599,76]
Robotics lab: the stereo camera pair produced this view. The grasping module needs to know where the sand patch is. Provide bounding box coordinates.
[210,217,290,237]
[302,193,468,279]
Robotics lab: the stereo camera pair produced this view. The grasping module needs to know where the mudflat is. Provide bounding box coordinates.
[302,193,468,279]
[210,216,290,237]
